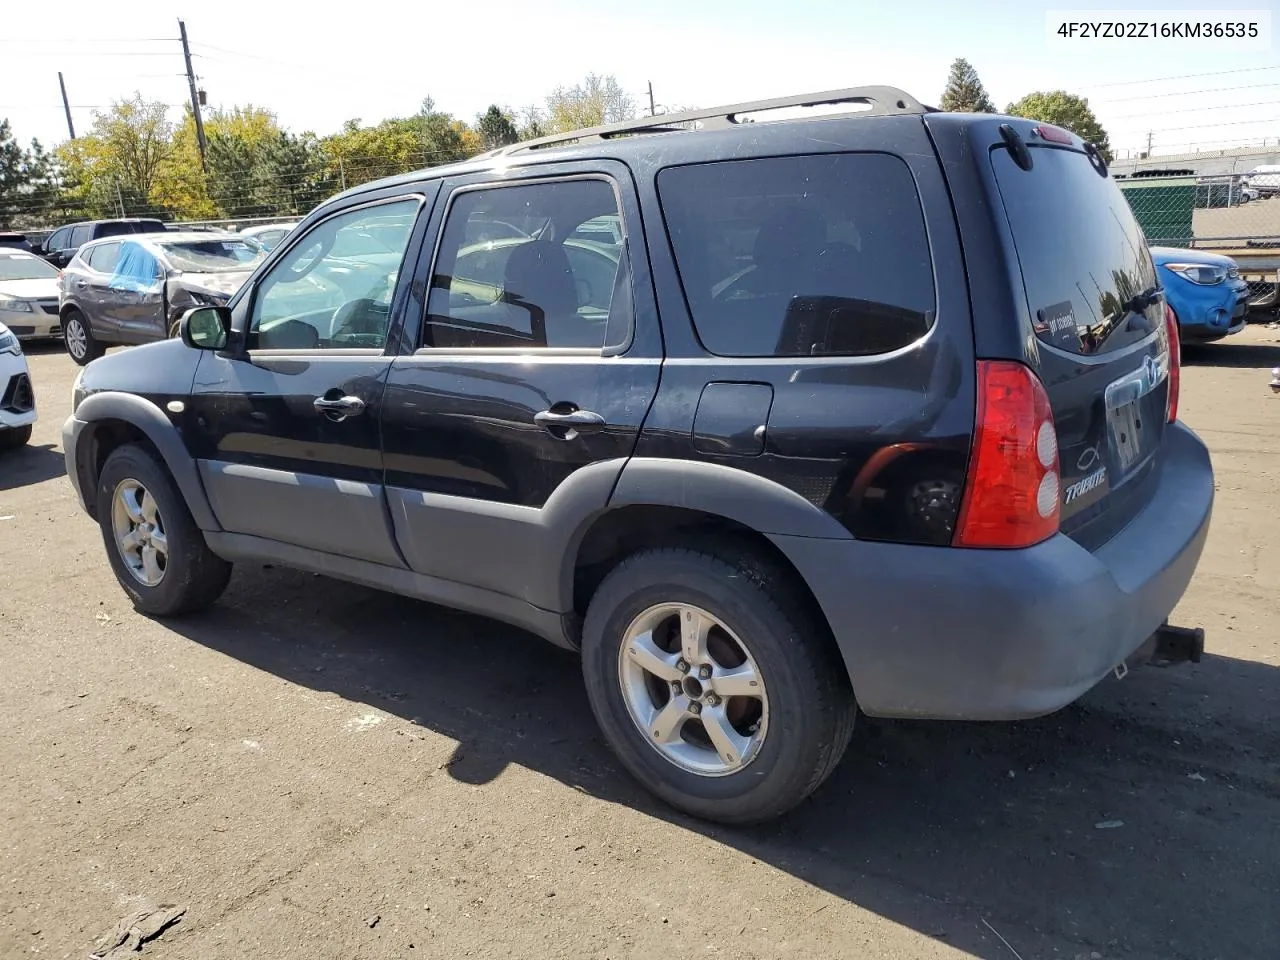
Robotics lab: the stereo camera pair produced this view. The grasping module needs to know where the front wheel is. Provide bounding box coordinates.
[95,444,232,616]
[581,545,856,824]
[63,309,103,366]
[0,424,32,450]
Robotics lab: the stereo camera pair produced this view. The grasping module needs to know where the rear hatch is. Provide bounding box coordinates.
[986,131,1172,550]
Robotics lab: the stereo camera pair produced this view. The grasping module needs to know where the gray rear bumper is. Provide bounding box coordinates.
[771,422,1214,721]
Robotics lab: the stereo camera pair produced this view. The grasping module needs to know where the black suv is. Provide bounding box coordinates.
[62,87,1214,824]
[38,218,168,268]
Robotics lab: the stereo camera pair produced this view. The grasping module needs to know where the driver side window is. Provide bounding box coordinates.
[249,198,419,350]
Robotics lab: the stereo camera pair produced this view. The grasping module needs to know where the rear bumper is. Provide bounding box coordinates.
[771,422,1213,721]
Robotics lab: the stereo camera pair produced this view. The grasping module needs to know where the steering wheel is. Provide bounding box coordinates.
[330,298,389,347]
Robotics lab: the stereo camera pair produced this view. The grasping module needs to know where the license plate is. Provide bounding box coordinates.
[1109,400,1144,471]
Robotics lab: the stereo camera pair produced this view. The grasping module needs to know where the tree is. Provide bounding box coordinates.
[89,95,174,201]
[1006,90,1113,163]
[0,120,59,226]
[939,59,996,113]
[477,105,519,150]
[517,105,547,141]
[545,74,635,133]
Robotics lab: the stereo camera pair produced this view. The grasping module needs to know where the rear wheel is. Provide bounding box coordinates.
[63,309,103,366]
[0,424,32,450]
[96,444,232,616]
[581,545,855,824]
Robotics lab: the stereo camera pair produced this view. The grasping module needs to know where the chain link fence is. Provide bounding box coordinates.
[1115,167,1280,316]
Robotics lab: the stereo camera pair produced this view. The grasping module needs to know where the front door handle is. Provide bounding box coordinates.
[534,406,605,440]
[313,395,366,420]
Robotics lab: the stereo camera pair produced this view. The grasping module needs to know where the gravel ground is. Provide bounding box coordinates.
[1,329,1277,960]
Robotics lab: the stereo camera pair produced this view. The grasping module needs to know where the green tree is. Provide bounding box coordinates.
[477,105,519,150]
[545,74,635,133]
[1006,90,1113,163]
[90,94,174,202]
[939,58,996,113]
[0,120,59,226]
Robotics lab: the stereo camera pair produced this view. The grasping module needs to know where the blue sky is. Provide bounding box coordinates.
[3,0,1277,157]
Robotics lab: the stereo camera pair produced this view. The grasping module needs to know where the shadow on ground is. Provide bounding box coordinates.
[0,442,66,491]
[167,568,1279,960]
[1183,336,1280,369]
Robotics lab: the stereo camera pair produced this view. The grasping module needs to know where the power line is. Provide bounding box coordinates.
[1110,98,1280,120]
[1077,64,1280,90]
[1093,81,1280,104]
[0,37,175,44]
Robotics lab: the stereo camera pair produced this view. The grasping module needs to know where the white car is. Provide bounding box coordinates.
[0,322,35,449]
[0,248,62,339]
[239,222,299,254]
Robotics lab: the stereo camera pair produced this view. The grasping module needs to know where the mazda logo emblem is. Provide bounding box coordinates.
[1077,446,1100,471]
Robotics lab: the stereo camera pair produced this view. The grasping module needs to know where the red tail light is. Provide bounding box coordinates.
[954,361,1061,548]
[1164,303,1180,422]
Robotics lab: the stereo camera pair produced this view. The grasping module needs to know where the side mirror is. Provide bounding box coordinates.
[180,306,232,351]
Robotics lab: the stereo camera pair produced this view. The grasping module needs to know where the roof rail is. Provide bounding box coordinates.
[495,86,930,156]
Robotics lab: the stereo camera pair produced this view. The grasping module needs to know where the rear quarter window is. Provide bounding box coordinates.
[658,153,936,357]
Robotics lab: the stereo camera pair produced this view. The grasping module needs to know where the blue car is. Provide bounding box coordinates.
[1151,246,1249,343]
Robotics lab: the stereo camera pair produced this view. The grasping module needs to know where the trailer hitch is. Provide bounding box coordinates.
[1115,623,1204,679]
[1149,623,1204,666]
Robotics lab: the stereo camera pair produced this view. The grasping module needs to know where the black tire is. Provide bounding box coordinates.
[95,443,232,616]
[0,424,32,450]
[64,309,104,366]
[581,544,856,824]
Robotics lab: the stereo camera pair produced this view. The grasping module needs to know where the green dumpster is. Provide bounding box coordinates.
[1118,177,1195,246]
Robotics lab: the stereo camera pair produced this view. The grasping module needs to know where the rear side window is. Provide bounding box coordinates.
[70,225,92,248]
[658,153,935,357]
[991,147,1159,355]
[86,241,122,273]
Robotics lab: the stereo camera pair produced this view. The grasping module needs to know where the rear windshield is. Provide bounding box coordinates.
[658,153,936,358]
[992,146,1159,356]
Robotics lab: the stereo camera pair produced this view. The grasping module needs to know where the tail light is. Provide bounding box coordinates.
[1164,303,1180,422]
[954,361,1060,548]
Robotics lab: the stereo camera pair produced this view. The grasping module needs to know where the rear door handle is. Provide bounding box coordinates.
[534,407,605,439]
[313,395,366,420]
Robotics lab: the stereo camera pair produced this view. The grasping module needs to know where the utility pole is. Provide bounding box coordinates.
[57,72,76,140]
[1145,130,1153,156]
[647,81,656,117]
[178,19,207,171]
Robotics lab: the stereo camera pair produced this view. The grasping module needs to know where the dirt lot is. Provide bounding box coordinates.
[1,330,1277,960]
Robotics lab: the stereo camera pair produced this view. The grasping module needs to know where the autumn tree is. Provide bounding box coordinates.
[545,74,635,133]
[477,105,519,150]
[939,59,996,113]
[90,95,173,202]
[1006,90,1113,162]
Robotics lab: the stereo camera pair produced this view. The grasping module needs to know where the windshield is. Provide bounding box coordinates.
[160,239,263,273]
[0,251,59,281]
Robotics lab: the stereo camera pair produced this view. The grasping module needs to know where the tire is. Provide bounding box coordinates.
[581,544,856,824]
[0,424,32,450]
[64,309,103,366]
[95,443,232,616]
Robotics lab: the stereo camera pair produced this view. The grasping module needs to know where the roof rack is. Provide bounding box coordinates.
[494,86,930,156]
